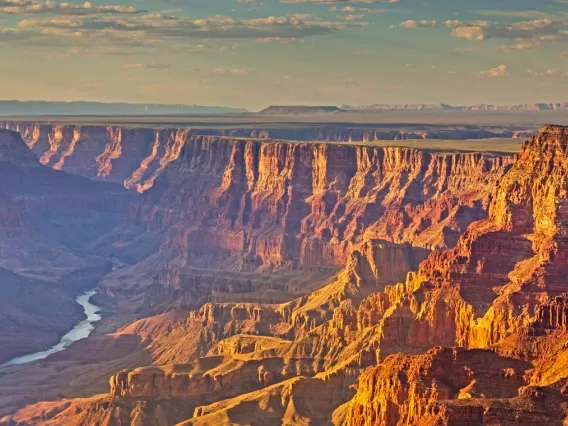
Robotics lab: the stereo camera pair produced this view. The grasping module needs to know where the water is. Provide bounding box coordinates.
[1,290,102,367]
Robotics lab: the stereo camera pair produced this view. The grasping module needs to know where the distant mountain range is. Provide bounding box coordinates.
[4,101,567,116]
[0,101,247,116]
[342,102,568,111]
[260,103,568,114]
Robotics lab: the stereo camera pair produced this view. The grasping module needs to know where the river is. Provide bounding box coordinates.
[1,289,102,367]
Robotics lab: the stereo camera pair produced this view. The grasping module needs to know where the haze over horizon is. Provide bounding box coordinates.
[1,0,567,110]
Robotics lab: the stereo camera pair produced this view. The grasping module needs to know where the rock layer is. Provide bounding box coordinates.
[7,126,568,426]
[0,121,520,192]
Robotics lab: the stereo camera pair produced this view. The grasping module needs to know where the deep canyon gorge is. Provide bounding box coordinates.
[1,119,568,426]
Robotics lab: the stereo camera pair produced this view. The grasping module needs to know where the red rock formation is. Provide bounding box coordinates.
[332,126,568,359]
[87,133,513,314]
[339,125,568,425]
[132,138,511,272]
[0,121,522,191]
[10,126,568,426]
[345,347,530,426]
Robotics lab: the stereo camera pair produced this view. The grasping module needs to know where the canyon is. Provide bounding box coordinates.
[1,121,568,425]
[0,129,127,364]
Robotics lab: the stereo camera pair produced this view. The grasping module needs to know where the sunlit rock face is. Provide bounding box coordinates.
[94,133,513,312]
[9,126,568,426]
[133,137,512,270]
[1,121,520,191]
[345,347,530,426]
[340,125,568,425]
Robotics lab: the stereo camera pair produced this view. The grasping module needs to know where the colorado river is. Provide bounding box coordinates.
[1,290,102,367]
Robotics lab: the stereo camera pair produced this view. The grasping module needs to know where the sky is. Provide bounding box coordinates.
[0,0,567,110]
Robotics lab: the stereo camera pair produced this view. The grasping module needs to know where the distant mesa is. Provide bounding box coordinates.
[0,100,247,116]
[342,102,568,111]
[261,102,568,114]
[342,103,451,111]
[260,105,343,114]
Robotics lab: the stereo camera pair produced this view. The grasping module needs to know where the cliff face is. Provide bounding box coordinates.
[339,126,568,425]
[82,132,515,314]
[1,123,185,189]
[0,121,521,193]
[345,347,530,426]
[10,126,568,426]
[324,126,568,362]
[123,125,568,425]
[134,137,512,272]
[345,338,568,426]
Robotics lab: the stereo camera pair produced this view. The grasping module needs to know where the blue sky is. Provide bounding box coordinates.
[0,0,567,110]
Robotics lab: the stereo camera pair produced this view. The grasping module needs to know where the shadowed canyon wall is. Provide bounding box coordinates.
[0,129,128,363]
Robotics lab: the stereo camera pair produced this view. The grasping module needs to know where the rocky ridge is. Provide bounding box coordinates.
[345,102,568,111]
[0,121,526,192]
[5,126,568,426]
[96,126,568,425]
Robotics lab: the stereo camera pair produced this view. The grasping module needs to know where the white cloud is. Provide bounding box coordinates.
[0,0,143,15]
[393,18,568,50]
[527,68,568,77]
[476,64,507,78]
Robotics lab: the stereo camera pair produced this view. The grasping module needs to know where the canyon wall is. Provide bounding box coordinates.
[102,125,568,425]
[0,122,522,192]
[8,126,568,426]
[93,134,514,312]
[339,125,568,425]
[133,137,513,271]
[0,129,127,363]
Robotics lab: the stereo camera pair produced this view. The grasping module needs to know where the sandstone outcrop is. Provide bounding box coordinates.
[0,122,521,194]
[8,126,568,426]
[345,347,530,426]
[185,375,353,426]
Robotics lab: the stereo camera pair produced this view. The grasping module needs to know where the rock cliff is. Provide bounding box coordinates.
[339,125,568,425]
[0,122,521,193]
[345,347,530,426]
[120,138,505,276]
[96,125,568,425]
[8,126,568,426]
[64,130,514,317]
